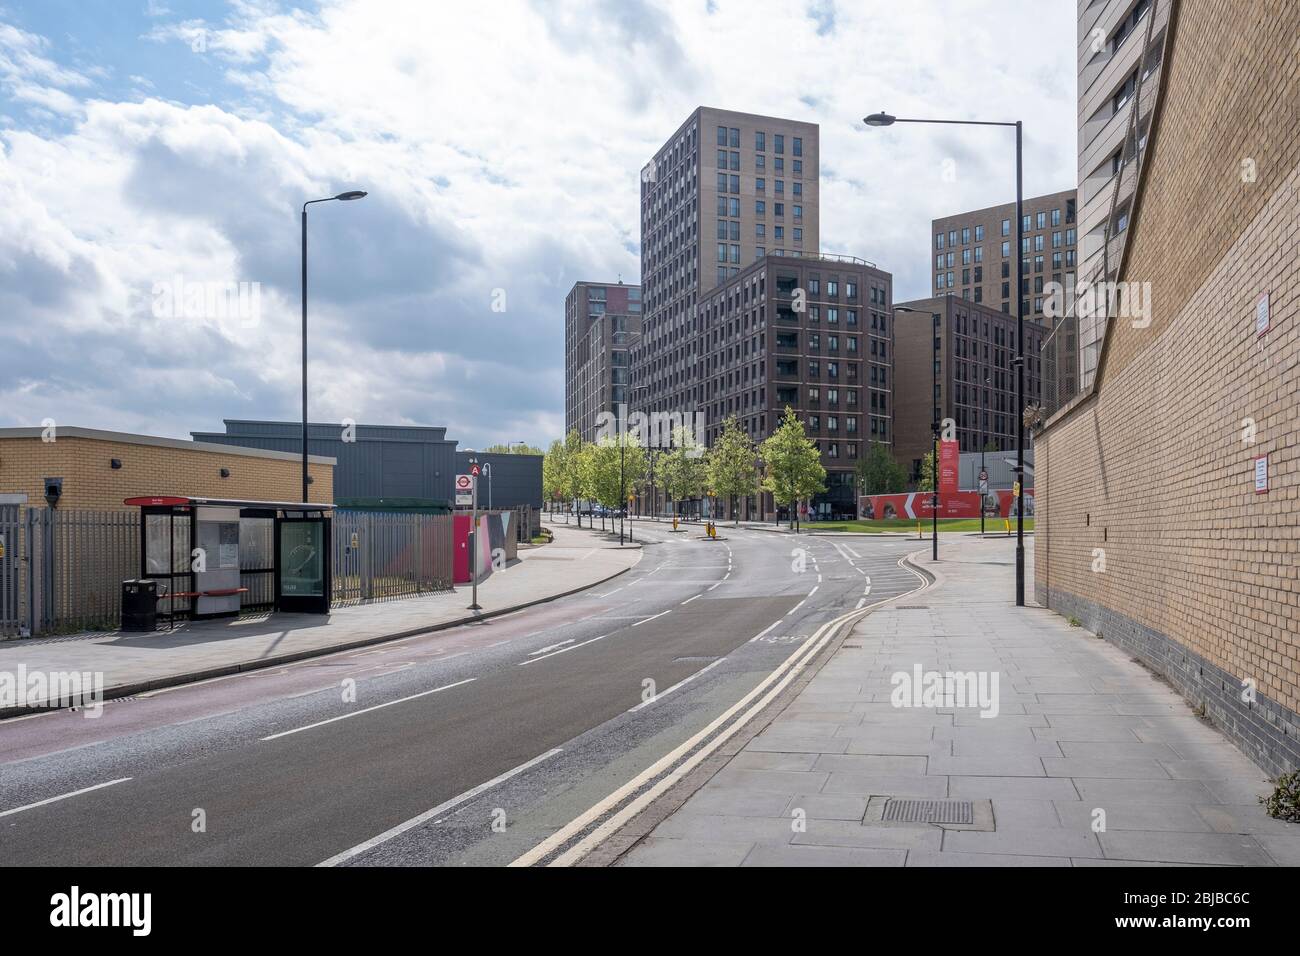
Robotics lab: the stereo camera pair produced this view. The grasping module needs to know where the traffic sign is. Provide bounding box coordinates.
[470,463,481,477]
[455,473,474,506]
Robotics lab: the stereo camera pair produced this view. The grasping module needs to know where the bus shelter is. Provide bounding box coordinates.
[124,496,333,624]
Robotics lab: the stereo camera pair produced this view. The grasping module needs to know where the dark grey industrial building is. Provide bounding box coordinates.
[191,421,541,509]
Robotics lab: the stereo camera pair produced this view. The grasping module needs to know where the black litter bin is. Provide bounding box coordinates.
[121,579,159,632]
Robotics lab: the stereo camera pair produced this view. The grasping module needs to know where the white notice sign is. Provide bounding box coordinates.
[1255,455,1268,494]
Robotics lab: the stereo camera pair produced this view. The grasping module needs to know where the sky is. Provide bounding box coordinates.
[0,0,1077,449]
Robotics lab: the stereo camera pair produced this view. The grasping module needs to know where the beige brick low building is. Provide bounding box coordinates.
[1035,0,1299,776]
[0,427,335,510]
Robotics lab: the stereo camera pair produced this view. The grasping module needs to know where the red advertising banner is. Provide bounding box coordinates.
[858,489,1034,521]
[939,439,960,497]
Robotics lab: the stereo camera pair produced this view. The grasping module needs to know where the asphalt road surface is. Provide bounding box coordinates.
[0,519,927,866]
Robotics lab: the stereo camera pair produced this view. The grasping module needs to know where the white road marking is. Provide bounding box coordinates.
[317,748,563,867]
[518,633,610,665]
[261,679,475,741]
[749,619,783,642]
[529,639,574,656]
[628,658,725,712]
[0,777,132,818]
[681,594,701,605]
[856,598,866,609]
[631,609,671,627]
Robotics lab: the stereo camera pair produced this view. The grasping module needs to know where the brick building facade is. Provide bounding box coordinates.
[0,427,335,511]
[1035,0,1300,776]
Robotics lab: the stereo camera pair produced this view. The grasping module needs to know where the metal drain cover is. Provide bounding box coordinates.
[881,798,973,825]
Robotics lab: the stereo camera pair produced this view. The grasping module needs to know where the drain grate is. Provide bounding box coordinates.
[881,798,973,825]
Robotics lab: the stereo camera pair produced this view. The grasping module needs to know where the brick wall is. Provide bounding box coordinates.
[1035,0,1300,776]
[0,433,334,511]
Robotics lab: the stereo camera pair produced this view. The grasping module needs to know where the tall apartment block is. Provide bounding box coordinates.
[697,253,893,518]
[564,280,642,442]
[633,108,820,429]
[1076,0,1169,391]
[893,296,1048,483]
[931,189,1078,409]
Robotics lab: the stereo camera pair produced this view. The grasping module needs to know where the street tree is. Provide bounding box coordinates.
[542,438,566,515]
[760,407,826,530]
[707,416,758,525]
[855,440,908,496]
[917,449,936,493]
[658,425,708,518]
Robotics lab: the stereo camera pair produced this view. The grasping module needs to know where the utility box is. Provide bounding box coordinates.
[121,579,159,632]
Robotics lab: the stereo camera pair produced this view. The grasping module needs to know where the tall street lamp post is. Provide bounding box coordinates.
[980,373,990,537]
[301,189,367,502]
[865,111,1025,603]
[895,306,941,561]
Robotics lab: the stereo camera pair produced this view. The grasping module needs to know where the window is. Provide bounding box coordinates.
[792,182,802,197]
[793,160,802,175]
[1001,219,1010,236]
[845,281,857,298]
[774,202,784,217]
[756,200,765,215]
[755,131,765,151]
[1036,211,1046,229]
[729,174,740,193]
[793,137,802,156]
[717,125,726,146]
[756,177,765,192]
[755,153,765,169]
[793,204,802,219]
[716,149,728,168]
[793,227,802,242]
[961,227,970,244]
[1051,208,1061,227]
[756,223,765,238]
[729,127,740,148]
[775,180,784,194]
[775,226,784,240]
[1001,241,1010,257]
[728,198,740,217]
[936,233,945,250]
[730,151,740,171]
[975,225,984,241]
[774,134,784,153]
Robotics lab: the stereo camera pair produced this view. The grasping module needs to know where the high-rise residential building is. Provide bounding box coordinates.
[564,280,642,442]
[892,296,1048,484]
[633,108,820,431]
[696,253,893,519]
[1075,0,1169,391]
[1037,0,1299,776]
[930,189,1078,409]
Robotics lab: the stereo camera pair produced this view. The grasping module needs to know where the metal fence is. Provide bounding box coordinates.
[0,507,139,638]
[1,507,455,639]
[332,511,454,606]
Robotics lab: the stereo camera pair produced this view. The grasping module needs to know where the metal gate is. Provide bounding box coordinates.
[0,505,22,637]
[333,511,453,605]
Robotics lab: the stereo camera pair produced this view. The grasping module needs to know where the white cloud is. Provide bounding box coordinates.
[0,0,1076,448]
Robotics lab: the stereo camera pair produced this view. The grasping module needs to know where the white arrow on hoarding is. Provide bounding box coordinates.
[904,493,917,520]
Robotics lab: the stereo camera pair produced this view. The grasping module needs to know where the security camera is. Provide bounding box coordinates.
[43,477,63,508]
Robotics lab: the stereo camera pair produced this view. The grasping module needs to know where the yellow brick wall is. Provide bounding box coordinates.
[1037,0,1300,716]
[0,434,334,511]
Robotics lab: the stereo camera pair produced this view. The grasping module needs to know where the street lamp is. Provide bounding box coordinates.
[896,306,941,561]
[865,110,1025,604]
[980,373,990,537]
[301,189,367,502]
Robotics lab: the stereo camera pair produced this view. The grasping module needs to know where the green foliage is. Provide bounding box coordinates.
[542,439,566,502]
[658,425,708,510]
[760,407,826,511]
[580,434,646,510]
[1261,770,1300,822]
[707,416,758,520]
[855,440,908,496]
[917,449,936,493]
[561,429,585,504]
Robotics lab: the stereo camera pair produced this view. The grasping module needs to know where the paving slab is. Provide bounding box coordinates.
[616,537,1282,868]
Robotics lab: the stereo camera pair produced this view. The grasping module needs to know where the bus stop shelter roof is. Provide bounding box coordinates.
[123,496,336,510]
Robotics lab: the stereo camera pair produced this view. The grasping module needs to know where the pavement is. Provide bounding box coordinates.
[0,523,642,713]
[618,535,1300,867]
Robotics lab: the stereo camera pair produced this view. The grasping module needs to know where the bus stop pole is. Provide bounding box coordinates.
[469,473,481,611]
